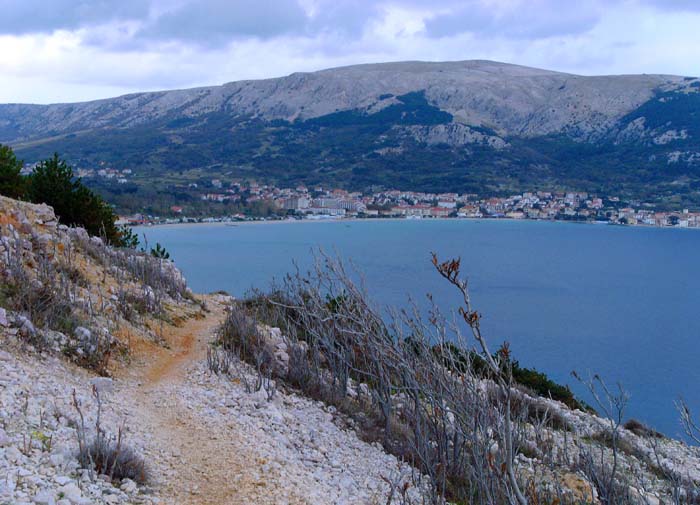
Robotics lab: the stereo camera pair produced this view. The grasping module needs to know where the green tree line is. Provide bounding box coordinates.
[0,144,135,247]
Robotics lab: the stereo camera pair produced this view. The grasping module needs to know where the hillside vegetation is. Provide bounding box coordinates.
[0,145,133,245]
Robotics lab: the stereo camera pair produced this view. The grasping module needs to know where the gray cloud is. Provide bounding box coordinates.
[306,0,379,37]
[134,0,381,48]
[641,0,700,10]
[424,0,602,39]
[1,0,697,47]
[0,0,378,48]
[0,0,148,34]
[139,0,309,46]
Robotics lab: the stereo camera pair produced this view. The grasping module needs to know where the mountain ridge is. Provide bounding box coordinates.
[1,59,690,142]
[2,59,700,211]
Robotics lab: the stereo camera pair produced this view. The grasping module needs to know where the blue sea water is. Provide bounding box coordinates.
[135,219,700,437]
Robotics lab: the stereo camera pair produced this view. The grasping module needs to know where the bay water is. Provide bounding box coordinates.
[136,219,700,437]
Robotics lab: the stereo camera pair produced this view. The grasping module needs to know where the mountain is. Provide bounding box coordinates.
[2,60,700,210]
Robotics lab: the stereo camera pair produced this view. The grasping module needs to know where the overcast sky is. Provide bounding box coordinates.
[1,0,699,104]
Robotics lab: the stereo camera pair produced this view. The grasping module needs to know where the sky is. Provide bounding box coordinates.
[1,0,699,104]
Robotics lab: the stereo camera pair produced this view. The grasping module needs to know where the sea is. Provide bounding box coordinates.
[135,218,700,438]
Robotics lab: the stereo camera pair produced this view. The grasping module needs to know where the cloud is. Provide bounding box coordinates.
[305,0,380,37]
[139,0,309,46]
[133,0,382,48]
[0,0,697,48]
[0,0,149,35]
[0,0,380,48]
[641,0,700,11]
[424,0,602,39]
[1,0,700,103]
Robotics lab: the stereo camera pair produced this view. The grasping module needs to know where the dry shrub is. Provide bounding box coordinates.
[216,254,534,504]
[72,387,148,485]
[84,437,148,484]
[624,419,664,439]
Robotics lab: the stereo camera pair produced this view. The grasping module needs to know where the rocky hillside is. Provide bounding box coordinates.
[2,60,700,209]
[0,195,195,372]
[0,61,693,141]
[0,196,425,504]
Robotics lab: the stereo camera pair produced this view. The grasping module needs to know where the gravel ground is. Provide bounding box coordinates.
[0,298,421,505]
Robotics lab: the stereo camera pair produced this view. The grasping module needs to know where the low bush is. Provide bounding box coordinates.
[217,301,264,358]
[434,341,585,411]
[72,387,148,484]
[511,362,584,411]
[83,438,148,484]
[624,418,664,439]
[0,235,84,350]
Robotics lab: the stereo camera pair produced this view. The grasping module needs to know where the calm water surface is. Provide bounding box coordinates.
[136,219,700,437]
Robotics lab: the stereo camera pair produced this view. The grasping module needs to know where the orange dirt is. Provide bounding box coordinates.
[142,311,204,385]
[0,213,20,228]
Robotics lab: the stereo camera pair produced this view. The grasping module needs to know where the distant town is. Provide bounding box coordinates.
[110,177,700,229]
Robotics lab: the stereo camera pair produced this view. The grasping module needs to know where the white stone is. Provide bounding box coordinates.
[57,483,82,504]
[32,490,56,505]
[120,479,137,494]
[0,427,10,447]
[89,377,114,394]
[18,316,36,337]
[73,327,91,341]
[49,454,65,468]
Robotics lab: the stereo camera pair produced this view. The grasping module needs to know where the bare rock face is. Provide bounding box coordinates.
[401,123,510,149]
[0,60,691,145]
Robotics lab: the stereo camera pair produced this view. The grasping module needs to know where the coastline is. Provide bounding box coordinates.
[132,215,700,232]
[135,217,406,229]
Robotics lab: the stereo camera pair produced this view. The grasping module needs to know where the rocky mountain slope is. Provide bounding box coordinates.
[0,61,692,141]
[2,60,700,208]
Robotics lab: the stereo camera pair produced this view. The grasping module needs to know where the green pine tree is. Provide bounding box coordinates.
[28,153,124,245]
[0,144,27,199]
[150,243,170,259]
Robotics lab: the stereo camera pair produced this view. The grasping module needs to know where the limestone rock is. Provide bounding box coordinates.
[32,490,56,505]
[89,377,114,394]
[17,316,36,338]
[0,427,11,447]
[58,483,82,504]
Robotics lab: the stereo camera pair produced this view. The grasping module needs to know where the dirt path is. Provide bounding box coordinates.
[121,297,297,505]
[141,303,218,386]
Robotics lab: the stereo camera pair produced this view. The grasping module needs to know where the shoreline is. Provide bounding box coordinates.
[132,215,700,232]
[136,216,407,229]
